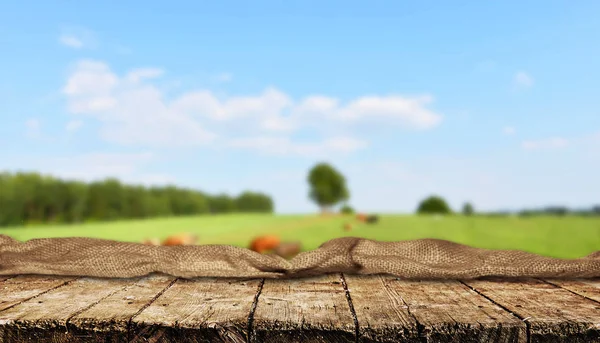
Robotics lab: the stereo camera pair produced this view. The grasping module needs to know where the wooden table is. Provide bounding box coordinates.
[0,273,598,342]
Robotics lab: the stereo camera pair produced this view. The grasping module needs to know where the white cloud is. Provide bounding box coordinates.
[61,59,442,151]
[522,137,569,150]
[172,87,293,123]
[25,118,41,138]
[59,35,84,48]
[62,60,216,146]
[503,126,516,135]
[63,61,118,97]
[513,71,534,88]
[65,120,83,132]
[309,94,442,129]
[228,136,368,157]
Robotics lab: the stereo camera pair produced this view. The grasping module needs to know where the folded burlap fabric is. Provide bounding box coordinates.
[1,234,599,279]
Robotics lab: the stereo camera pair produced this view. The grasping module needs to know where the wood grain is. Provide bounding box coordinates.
[0,276,139,342]
[464,277,600,343]
[0,275,77,312]
[252,274,355,343]
[347,275,526,343]
[0,274,599,342]
[542,278,600,303]
[342,275,420,343]
[131,277,261,343]
[71,274,176,342]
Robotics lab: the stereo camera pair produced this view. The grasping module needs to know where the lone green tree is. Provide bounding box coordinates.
[340,203,355,215]
[462,202,474,216]
[307,162,349,213]
[416,195,452,215]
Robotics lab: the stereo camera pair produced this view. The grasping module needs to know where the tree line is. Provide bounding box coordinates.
[415,195,600,217]
[0,171,274,227]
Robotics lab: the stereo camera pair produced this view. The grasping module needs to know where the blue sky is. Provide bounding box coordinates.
[1,1,599,213]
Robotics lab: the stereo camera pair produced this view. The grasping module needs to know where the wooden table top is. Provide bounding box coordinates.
[0,273,599,342]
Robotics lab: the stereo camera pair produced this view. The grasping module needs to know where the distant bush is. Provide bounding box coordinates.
[481,211,512,218]
[234,191,274,213]
[366,214,379,224]
[518,206,570,218]
[340,204,355,214]
[416,195,452,215]
[462,202,474,216]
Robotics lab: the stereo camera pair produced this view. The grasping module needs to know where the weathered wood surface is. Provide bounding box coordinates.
[544,279,600,303]
[0,274,598,343]
[131,276,261,342]
[252,274,355,343]
[345,275,527,343]
[463,278,600,343]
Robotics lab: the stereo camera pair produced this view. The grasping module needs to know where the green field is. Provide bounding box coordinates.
[1,214,599,259]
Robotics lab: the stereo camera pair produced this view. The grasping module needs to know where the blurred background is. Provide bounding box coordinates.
[1,1,599,260]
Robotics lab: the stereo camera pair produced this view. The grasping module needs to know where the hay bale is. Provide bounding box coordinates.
[249,235,281,254]
[356,213,367,222]
[141,237,161,246]
[273,241,302,259]
[161,233,198,246]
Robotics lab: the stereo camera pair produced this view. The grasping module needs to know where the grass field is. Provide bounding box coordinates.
[1,214,599,259]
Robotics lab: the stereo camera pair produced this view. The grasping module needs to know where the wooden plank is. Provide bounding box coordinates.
[131,277,261,343]
[542,278,600,303]
[342,275,419,343]
[69,273,176,341]
[464,278,600,343]
[345,275,526,343]
[252,274,355,343]
[0,276,138,343]
[0,275,78,312]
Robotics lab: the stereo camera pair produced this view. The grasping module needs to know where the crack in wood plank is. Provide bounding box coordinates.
[539,278,600,305]
[463,277,600,343]
[127,275,180,342]
[339,273,360,343]
[459,279,531,343]
[331,275,421,343]
[1,275,599,342]
[0,276,145,342]
[247,278,265,343]
[253,274,355,342]
[0,275,79,313]
[63,281,134,333]
[130,277,259,342]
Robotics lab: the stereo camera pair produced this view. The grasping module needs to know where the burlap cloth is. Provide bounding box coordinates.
[1,234,599,279]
